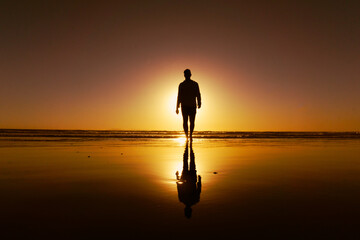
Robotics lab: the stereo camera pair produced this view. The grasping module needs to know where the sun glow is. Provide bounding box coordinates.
[136,65,247,131]
[166,91,178,117]
[173,137,187,145]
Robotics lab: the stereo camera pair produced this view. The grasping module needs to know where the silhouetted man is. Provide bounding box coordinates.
[175,141,201,218]
[176,69,201,140]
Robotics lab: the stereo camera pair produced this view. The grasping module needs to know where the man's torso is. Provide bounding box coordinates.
[178,80,199,108]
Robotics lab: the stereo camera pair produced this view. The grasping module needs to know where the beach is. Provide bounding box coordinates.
[1,131,360,239]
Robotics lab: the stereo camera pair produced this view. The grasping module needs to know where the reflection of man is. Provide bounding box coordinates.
[175,141,202,218]
[176,69,201,140]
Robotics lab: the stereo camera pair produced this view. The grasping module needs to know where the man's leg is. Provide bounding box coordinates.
[183,142,189,172]
[189,112,196,139]
[189,144,195,171]
[182,110,189,138]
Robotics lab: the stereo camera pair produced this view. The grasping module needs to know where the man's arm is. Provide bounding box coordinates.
[176,85,181,114]
[196,83,201,108]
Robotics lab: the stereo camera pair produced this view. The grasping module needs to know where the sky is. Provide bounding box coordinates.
[1,0,359,131]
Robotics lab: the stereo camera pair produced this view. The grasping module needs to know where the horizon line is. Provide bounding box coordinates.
[0,128,359,133]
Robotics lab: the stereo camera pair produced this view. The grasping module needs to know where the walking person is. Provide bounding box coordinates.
[176,69,201,140]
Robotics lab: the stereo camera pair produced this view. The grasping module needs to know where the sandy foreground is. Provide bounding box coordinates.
[1,138,360,239]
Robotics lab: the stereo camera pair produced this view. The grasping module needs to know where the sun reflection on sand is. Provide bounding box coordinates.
[173,137,187,145]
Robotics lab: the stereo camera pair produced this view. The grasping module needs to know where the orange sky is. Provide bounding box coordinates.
[1,1,359,131]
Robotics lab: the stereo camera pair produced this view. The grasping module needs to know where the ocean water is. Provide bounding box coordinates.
[1,129,359,140]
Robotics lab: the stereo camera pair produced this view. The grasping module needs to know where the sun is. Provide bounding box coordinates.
[166,91,178,114]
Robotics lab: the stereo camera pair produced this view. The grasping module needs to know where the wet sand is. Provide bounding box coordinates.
[1,138,360,239]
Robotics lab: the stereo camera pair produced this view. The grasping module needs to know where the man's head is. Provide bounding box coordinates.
[184,69,191,79]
